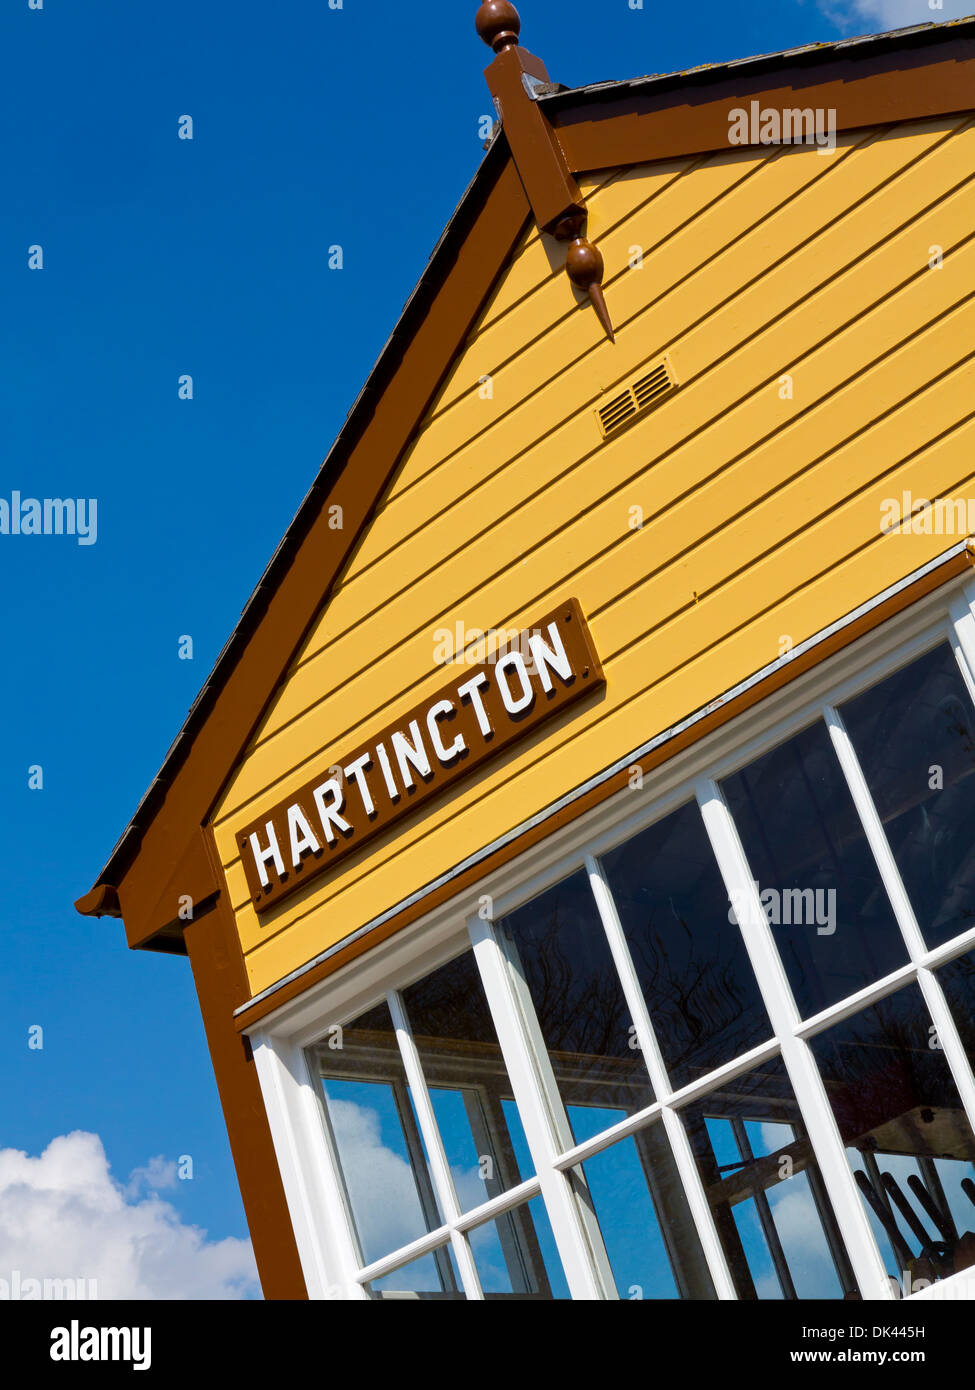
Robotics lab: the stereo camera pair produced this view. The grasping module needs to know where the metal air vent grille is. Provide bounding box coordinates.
[596,356,677,439]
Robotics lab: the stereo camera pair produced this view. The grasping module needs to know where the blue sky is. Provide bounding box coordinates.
[0,0,969,1297]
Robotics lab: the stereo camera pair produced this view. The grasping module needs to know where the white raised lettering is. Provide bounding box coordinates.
[375,741,400,802]
[249,822,285,888]
[528,621,574,693]
[457,671,493,738]
[287,803,321,867]
[426,699,465,765]
[312,779,352,842]
[344,752,376,816]
[495,650,535,715]
[391,719,432,790]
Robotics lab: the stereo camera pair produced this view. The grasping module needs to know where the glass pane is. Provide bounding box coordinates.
[841,643,975,950]
[722,719,907,1017]
[401,951,532,1210]
[497,870,654,1146]
[682,1055,859,1299]
[313,1001,443,1266]
[808,983,975,1294]
[928,953,975,1282]
[602,800,771,1090]
[574,1123,716,1299]
[938,949,975,1064]
[469,1196,570,1298]
[364,1243,464,1300]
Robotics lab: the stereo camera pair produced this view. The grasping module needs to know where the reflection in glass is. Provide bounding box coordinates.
[937,949,975,1063]
[313,1001,445,1269]
[809,984,975,1291]
[602,801,771,1089]
[364,1243,464,1300]
[402,952,532,1209]
[722,719,907,1017]
[497,870,654,1146]
[841,643,975,950]
[682,1056,858,1299]
[575,1124,716,1299]
[469,1197,570,1298]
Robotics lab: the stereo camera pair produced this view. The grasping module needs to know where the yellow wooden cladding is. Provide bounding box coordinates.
[213,113,975,997]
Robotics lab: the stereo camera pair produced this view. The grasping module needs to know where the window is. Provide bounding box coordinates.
[496,869,655,1141]
[682,1056,856,1299]
[313,949,552,1299]
[722,718,908,1017]
[808,983,975,1291]
[840,642,975,950]
[257,585,975,1299]
[601,799,771,1088]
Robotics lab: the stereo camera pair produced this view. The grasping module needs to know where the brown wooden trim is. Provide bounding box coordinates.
[484,43,585,235]
[233,544,975,1030]
[184,827,308,1299]
[97,157,532,950]
[552,39,975,173]
[73,883,121,918]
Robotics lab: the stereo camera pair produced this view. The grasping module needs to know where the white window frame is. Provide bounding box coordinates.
[245,571,975,1301]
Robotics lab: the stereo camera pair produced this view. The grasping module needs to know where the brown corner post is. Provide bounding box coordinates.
[184,831,308,1300]
[475,1,615,342]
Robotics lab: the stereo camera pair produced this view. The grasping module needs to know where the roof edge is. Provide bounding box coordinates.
[537,14,975,110]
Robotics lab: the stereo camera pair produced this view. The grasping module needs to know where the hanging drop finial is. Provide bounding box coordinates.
[565,237,615,343]
[475,3,614,344]
[475,0,521,54]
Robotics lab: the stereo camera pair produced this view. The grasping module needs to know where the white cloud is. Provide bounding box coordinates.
[0,1132,259,1299]
[124,1155,178,1200]
[821,0,973,32]
[329,1097,491,1274]
[329,1098,436,1262]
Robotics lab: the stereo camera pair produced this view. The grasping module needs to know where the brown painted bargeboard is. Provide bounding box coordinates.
[238,598,604,912]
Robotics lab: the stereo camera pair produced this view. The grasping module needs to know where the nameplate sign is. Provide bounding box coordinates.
[238,598,604,911]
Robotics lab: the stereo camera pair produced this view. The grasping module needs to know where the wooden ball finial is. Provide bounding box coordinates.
[476,0,521,54]
[565,237,604,292]
[565,237,615,343]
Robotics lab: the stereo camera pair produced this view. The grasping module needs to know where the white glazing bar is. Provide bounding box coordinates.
[551,1101,662,1170]
[824,705,927,959]
[948,582,975,707]
[252,1033,366,1299]
[467,916,610,1299]
[452,1176,543,1233]
[355,1227,453,1285]
[386,989,485,1300]
[947,583,975,1141]
[921,924,975,972]
[586,853,737,1300]
[794,962,918,1041]
[916,968,975,1146]
[697,776,894,1301]
[940,589,975,1132]
[294,1041,373,1300]
[666,1038,782,1110]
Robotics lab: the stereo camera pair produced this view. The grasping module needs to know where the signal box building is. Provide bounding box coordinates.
[78,9,975,1301]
